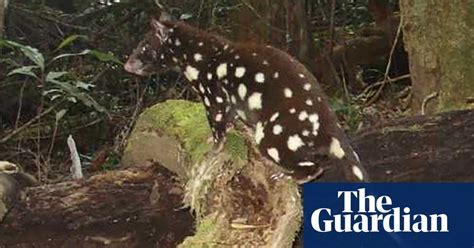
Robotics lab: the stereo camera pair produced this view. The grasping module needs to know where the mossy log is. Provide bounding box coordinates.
[0,101,473,247]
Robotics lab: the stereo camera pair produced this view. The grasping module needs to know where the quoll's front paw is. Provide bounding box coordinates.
[270,172,290,181]
[204,138,226,159]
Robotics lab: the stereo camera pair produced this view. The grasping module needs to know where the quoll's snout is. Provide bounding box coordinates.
[124,57,144,75]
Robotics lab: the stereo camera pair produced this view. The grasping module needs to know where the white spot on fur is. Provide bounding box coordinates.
[298,111,308,121]
[215,113,223,122]
[204,96,211,106]
[234,55,240,60]
[352,165,364,181]
[289,108,296,114]
[207,73,213,80]
[308,114,320,135]
[184,65,199,81]
[198,42,204,46]
[252,52,257,56]
[305,99,313,106]
[302,130,310,136]
[255,73,265,83]
[287,134,304,151]
[284,88,293,98]
[231,95,237,104]
[270,112,279,122]
[303,83,311,91]
[238,84,247,100]
[216,63,228,79]
[255,122,265,144]
[216,96,224,103]
[248,92,263,110]
[175,39,181,46]
[298,161,314,166]
[235,67,246,78]
[329,137,345,159]
[298,73,305,78]
[273,125,283,135]
[317,97,322,102]
[223,44,229,50]
[273,72,279,78]
[237,109,247,120]
[194,53,203,61]
[199,84,205,94]
[353,151,361,163]
[267,148,280,162]
[263,60,269,65]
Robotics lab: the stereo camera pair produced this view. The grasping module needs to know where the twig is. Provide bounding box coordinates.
[361,74,411,97]
[328,0,336,57]
[340,64,350,102]
[46,113,60,166]
[14,80,27,130]
[365,17,403,106]
[113,81,149,153]
[240,0,286,34]
[421,91,438,115]
[0,101,62,144]
[68,135,83,180]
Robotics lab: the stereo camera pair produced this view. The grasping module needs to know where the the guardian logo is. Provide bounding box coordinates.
[311,188,449,233]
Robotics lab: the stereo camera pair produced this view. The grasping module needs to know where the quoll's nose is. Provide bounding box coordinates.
[124,58,144,75]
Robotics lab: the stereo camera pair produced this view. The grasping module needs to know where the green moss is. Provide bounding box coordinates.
[224,131,248,163]
[143,100,212,163]
[381,124,424,134]
[140,100,250,165]
[178,214,226,248]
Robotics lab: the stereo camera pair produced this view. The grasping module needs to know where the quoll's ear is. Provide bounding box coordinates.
[150,18,169,42]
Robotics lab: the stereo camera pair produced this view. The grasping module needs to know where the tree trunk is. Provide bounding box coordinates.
[400,0,474,114]
[0,0,5,38]
[0,165,195,248]
[287,0,312,64]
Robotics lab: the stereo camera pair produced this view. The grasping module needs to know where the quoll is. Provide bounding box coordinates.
[124,16,369,183]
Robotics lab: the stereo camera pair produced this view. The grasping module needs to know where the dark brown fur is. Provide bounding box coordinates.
[125,19,369,183]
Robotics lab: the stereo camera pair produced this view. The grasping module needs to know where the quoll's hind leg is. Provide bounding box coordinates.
[287,166,324,184]
[233,122,293,177]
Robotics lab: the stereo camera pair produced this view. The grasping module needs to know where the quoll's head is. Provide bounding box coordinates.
[124,18,175,76]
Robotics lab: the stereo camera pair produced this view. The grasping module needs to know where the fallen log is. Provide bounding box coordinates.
[0,101,472,247]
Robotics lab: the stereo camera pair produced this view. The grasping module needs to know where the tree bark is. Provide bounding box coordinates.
[400,0,474,114]
[1,101,473,247]
[0,0,5,38]
[0,165,195,248]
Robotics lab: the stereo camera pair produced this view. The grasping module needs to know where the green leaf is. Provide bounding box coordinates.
[0,40,45,71]
[52,49,122,64]
[86,49,122,64]
[45,71,69,82]
[180,13,193,20]
[52,50,90,61]
[54,35,88,52]
[45,71,107,113]
[74,81,95,91]
[7,66,39,78]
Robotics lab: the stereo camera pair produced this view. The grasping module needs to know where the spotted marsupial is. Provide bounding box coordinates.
[124,16,369,183]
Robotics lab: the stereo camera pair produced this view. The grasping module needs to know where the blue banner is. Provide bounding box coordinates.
[303,183,474,248]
